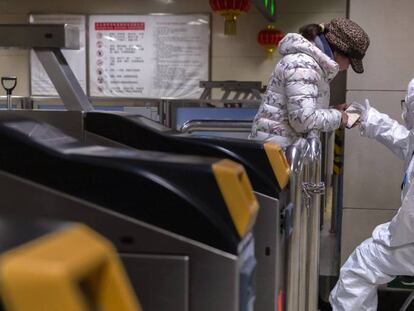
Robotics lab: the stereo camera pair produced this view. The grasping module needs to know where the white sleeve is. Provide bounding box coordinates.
[361,106,410,160]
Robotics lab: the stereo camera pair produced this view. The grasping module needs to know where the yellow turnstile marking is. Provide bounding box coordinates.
[0,224,142,311]
[213,159,259,238]
[264,142,290,189]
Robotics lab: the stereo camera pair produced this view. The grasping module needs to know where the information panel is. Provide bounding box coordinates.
[30,14,87,96]
[89,14,210,99]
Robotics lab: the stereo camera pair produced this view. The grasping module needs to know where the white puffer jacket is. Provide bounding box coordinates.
[250,33,342,147]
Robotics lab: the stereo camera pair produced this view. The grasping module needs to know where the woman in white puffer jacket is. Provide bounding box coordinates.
[250,18,370,147]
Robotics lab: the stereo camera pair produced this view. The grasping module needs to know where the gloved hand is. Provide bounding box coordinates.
[349,99,371,122]
[407,79,414,99]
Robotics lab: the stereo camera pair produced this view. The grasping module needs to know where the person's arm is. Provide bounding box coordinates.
[360,100,410,160]
[285,66,342,133]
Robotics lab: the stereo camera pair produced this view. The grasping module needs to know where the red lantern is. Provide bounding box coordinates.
[257,25,284,57]
[209,0,251,35]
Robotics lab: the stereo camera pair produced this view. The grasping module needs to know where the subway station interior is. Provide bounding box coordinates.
[0,0,413,310]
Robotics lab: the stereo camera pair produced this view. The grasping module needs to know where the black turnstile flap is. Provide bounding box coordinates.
[85,112,290,199]
[0,118,259,254]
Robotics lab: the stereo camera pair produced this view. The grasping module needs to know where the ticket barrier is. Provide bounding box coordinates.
[10,110,291,311]
[0,116,258,311]
[0,222,142,311]
[0,22,287,310]
[83,111,292,311]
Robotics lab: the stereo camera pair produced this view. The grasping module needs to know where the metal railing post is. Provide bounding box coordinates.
[305,136,324,311]
[298,161,310,311]
[285,139,309,311]
[324,131,335,219]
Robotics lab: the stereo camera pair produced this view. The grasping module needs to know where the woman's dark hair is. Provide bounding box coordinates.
[299,24,325,41]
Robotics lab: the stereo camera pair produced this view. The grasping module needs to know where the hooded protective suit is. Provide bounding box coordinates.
[330,79,414,310]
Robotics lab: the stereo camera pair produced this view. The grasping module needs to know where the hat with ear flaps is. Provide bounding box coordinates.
[324,17,370,74]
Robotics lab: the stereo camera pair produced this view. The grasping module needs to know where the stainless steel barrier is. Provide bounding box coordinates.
[285,139,309,311]
[285,135,324,311]
[305,136,325,311]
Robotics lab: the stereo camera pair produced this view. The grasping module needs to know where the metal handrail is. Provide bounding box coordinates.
[180,119,252,134]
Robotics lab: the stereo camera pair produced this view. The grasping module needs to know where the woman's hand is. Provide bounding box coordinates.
[340,111,349,128]
[334,103,350,128]
[334,103,349,112]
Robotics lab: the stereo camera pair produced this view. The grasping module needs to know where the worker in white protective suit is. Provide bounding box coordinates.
[329,78,414,310]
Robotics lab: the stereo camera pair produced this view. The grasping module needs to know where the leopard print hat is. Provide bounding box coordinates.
[325,17,370,74]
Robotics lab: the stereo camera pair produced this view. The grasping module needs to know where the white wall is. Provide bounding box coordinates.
[342,0,414,263]
[0,0,346,97]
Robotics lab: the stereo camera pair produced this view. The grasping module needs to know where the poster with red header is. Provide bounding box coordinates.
[89,15,210,99]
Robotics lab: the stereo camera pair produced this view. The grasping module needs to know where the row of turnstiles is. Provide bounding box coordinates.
[0,109,292,311]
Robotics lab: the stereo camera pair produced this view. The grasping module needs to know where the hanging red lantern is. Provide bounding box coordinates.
[209,0,251,35]
[257,25,284,57]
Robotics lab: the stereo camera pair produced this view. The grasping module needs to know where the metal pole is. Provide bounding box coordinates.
[321,131,334,228]
[320,132,327,228]
[6,94,11,110]
[158,100,164,125]
[164,99,171,127]
[298,162,310,311]
[1,76,17,110]
[305,137,324,311]
[285,140,309,311]
[285,168,302,311]
[35,48,93,112]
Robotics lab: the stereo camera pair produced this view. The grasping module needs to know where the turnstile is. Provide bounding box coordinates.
[83,111,292,311]
[0,116,258,311]
[0,111,290,310]
[0,23,291,310]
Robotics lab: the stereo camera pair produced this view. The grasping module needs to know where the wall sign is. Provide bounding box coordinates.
[89,14,210,99]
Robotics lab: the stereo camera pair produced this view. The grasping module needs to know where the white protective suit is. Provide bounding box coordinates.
[330,79,414,310]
